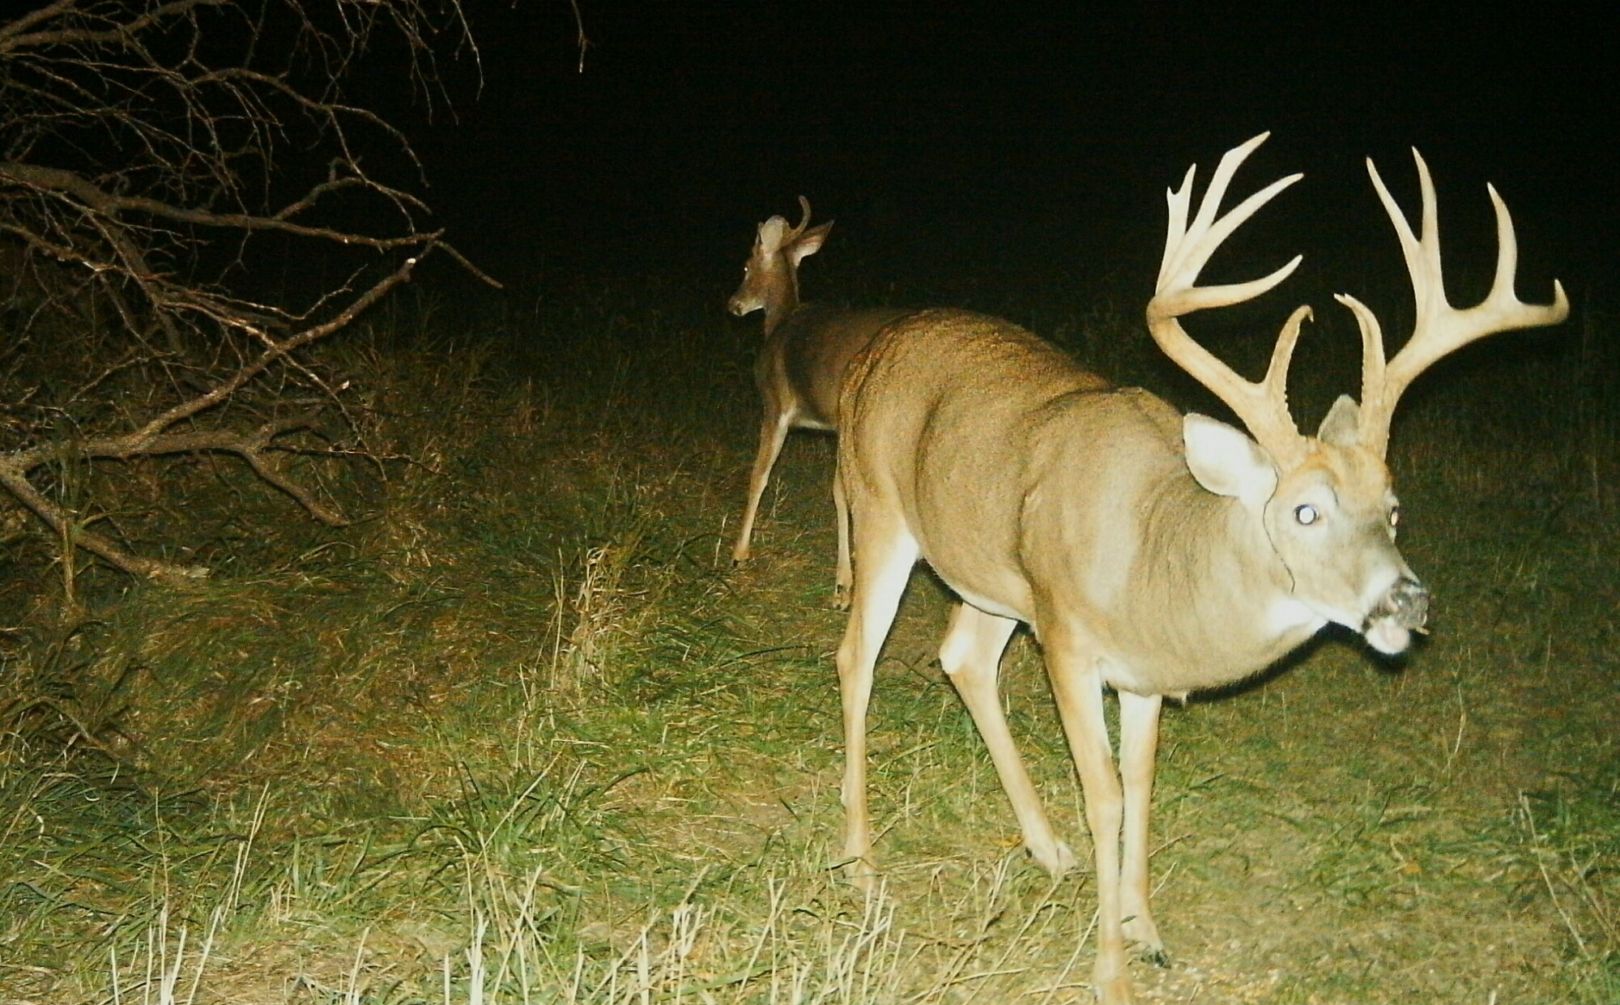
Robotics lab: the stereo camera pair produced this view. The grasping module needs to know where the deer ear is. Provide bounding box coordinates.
[1317,394,1361,447]
[1183,413,1277,506]
[787,221,833,266]
[757,216,789,254]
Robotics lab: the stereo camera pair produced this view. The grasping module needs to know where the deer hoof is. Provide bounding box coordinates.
[1123,913,1168,967]
[1092,971,1136,1005]
[1030,838,1077,876]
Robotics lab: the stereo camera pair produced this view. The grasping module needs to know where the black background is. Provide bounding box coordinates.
[352,1,1612,349]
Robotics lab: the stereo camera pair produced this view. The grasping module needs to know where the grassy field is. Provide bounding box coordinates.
[1,262,1616,1004]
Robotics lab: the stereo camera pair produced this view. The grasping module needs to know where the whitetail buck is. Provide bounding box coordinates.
[727,197,915,605]
[833,134,1567,1004]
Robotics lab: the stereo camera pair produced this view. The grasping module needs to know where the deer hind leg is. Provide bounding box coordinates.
[939,603,1075,876]
[834,511,917,890]
[732,407,793,564]
[1045,634,1134,1005]
[1118,690,1167,966]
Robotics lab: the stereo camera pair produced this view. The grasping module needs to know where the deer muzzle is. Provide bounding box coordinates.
[1362,576,1429,655]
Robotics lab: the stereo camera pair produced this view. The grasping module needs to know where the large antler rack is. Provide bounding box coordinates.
[1146,132,1312,466]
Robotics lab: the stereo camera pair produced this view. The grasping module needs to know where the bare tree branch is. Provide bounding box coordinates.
[0,451,209,581]
[0,0,491,587]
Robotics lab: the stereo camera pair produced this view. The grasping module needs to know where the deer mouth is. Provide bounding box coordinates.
[1361,576,1429,655]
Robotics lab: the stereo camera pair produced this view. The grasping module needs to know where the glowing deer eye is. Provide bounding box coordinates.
[1389,506,1401,528]
[1294,504,1319,526]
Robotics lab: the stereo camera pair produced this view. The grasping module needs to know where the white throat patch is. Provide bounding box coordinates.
[1265,597,1327,638]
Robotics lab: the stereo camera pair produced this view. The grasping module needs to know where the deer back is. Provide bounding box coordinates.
[762,304,917,428]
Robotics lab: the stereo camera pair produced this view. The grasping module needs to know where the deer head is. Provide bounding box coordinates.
[727,196,833,331]
[1147,133,1568,654]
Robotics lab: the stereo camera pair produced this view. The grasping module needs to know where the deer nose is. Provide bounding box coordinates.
[1381,576,1429,631]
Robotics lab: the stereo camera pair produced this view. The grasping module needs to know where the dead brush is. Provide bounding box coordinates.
[553,524,649,699]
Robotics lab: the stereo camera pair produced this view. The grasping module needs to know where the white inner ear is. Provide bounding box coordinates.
[1183,413,1277,507]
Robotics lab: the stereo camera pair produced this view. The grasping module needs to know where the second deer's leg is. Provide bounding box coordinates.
[939,603,1075,875]
[834,514,917,889]
[732,409,793,564]
[832,465,852,609]
[1118,689,1167,965]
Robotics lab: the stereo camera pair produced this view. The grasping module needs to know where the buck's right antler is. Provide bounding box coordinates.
[1334,151,1570,457]
[1146,132,1311,465]
[785,195,813,244]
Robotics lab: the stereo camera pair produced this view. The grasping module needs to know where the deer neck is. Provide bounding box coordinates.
[1027,444,1323,695]
[1118,473,1324,690]
[761,267,802,338]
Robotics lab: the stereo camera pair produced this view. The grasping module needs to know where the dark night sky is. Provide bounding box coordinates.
[412,4,1611,303]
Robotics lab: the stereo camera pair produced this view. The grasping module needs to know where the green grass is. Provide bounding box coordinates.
[0,270,1614,1003]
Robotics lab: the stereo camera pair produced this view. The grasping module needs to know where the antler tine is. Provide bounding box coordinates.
[786,195,813,242]
[1334,291,1390,427]
[1351,150,1571,455]
[1147,133,1309,463]
[1159,133,1300,294]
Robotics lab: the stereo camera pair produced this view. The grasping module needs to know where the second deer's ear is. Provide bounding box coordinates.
[756,216,791,254]
[787,221,833,266]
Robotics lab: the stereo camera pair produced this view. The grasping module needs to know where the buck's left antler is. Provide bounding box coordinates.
[1335,150,1571,457]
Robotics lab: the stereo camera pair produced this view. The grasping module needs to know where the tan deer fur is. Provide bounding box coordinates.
[831,134,1567,1004]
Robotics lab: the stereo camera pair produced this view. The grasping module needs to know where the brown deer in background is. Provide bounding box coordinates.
[831,134,1567,1004]
[727,197,915,605]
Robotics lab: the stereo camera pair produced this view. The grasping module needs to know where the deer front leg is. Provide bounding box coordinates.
[1045,632,1135,1005]
[733,409,792,564]
[939,603,1076,875]
[1119,690,1167,966]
